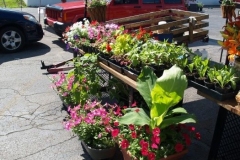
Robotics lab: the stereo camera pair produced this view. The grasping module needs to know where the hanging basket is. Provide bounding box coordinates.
[221,5,235,18]
[87,6,107,22]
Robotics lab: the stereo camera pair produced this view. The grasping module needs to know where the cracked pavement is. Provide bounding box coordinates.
[0,7,228,160]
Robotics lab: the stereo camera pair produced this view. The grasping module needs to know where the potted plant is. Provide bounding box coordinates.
[204,67,217,89]
[194,58,209,85]
[87,0,111,22]
[214,65,237,93]
[197,2,204,11]
[64,100,119,160]
[220,0,235,19]
[112,65,199,159]
[51,54,104,107]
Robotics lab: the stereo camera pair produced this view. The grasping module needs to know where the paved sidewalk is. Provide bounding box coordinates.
[0,7,229,160]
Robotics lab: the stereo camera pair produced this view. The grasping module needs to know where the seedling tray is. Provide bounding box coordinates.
[188,80,237,101]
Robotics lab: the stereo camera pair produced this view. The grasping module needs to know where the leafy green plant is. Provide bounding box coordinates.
[221,0,235,6]
[214,66,237,89]
[196,58,209,79]
[197,2,204,8]
[118,65,196,129]
[207,67,217,83]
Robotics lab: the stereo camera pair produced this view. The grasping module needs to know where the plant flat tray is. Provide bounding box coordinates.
[188,80,237,101]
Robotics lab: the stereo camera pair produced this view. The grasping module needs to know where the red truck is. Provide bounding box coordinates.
[44,0,187,36]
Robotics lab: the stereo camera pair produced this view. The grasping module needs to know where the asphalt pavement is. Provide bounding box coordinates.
[0,7,229,160]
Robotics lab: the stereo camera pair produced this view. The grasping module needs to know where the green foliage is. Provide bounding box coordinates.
[214,65,237,89]
[119,65,196,130]
[0,0,26,8]
[221,0,235,6]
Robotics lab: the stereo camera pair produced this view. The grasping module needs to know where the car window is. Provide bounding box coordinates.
[114,0,138,4]
[164,0,182,4]
[142,0,160,4]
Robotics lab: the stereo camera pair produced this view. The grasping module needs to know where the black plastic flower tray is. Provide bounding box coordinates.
[122,67,139,81]
[188,80,237,101]
[108,60,124,74]
[98,56,109,66]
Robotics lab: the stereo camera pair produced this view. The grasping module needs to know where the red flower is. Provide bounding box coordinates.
[129,124,135,130]
[147,152,156,160]
[145,125,150,134]
[114,106,121,115]
[182,133,191,146]
[195,132,201,140]
[131,131,137,139]
[152,127,160,136]
[141,147,148,156]
[111,129,119,138]
[140,140,148,148]
[175,143,184,153]
[106,43,112,52]
[114,121,119,126]
[151,135,160,145]
[121,139,129,149]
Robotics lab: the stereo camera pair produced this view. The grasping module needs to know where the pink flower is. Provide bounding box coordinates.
[188,126,195,132]
[131,101,137,107]
[175,143,184,153]
[111,129,119,138]
[121,139,129,149]
[151,143,158,149]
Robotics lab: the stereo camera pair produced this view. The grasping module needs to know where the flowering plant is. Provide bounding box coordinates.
[218,19,240,62]
[64,100,120,149]
[112,65,198,159]
[112,123,200,159]
[87,0,111,8]
[51,54,103,106]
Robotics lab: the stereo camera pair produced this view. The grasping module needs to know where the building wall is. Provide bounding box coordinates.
[23,0,78,7]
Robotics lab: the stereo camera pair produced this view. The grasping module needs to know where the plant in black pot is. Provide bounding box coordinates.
[204,67,217,89]
[214,66,237,94]
[194,57,209,85]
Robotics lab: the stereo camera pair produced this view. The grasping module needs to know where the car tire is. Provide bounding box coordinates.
[0,27,25,53]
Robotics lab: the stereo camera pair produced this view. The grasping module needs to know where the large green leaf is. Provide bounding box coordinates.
[160,114,196,129]
[137,66,157,108]
[150,65,187,126]
[118,108,150,126]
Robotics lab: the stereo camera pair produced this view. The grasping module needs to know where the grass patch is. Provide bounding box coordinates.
[0,0,26,8]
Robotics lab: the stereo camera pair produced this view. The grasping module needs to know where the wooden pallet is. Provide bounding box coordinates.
[106,9,209,44]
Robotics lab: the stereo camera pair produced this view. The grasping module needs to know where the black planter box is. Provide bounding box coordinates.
[122,67,139,81]
[98,55,109,66]
[108,60,124,74]
[188,80,237,101]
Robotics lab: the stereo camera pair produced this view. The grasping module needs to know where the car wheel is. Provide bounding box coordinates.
[0,27,25,53]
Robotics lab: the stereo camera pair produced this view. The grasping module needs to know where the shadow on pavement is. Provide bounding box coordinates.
[0,42,50,64]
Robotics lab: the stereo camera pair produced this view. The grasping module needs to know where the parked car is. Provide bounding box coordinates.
[44,0,187,37]
[0,8,44,53]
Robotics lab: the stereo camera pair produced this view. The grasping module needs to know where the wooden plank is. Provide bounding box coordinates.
[143,19,189,32]
[98,62,137,89]
[197,91,240,116]
[123,16,172,29]
[173,29,208,42]
[106,10,170,24]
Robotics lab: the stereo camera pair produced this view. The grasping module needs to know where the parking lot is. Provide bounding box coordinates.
[0,7,229,160]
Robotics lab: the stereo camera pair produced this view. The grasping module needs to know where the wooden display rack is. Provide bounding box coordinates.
[106,9,209,44]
